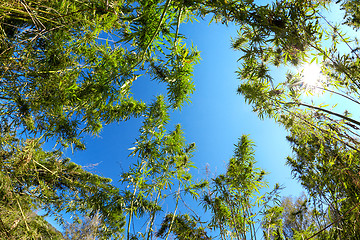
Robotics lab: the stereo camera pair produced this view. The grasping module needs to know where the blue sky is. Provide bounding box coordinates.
[55,13,306,238]
[38,2,360,238]
[69,16,303,196]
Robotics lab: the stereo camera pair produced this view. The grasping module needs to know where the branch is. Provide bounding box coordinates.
[16,200,30,233]
[316,11,360,60]
[288,101,360,128]
[305,201,360,240]
[133,0,173,69]
[282,108,359,152]
[165,185,180,240]
[174,7,183,46]
[309,42,360,91]
[316,86,360,105]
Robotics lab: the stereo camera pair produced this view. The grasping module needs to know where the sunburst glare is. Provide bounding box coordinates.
[300,62,326,93]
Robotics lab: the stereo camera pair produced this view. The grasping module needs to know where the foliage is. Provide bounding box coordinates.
[202,135,282,240]
[0,0,200,238]
[262,194,338,240]
[2,0,360,239]
[120,96,207,240]
[0,208,64,239]
[0,0,200,148]
[230,0,360,239]
[0,132,125,238]
[156,213,210,240]
[63,212,101,240]
[281,195,315,238]
[286,125,360,239]
[261,205,284,240]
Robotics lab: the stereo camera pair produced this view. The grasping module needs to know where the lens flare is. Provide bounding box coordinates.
[302,62,322,86]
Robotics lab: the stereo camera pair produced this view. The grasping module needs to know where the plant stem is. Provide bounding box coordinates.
[126,184,137,240]
[165,186,180,240]
[133,0,173,69]
[292,101,360,128]
[305,201,360,240]
[146,189,161,240]
[17,200,29,233]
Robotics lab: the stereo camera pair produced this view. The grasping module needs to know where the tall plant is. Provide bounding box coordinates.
[121,96,206,240]
[202,135,281,240]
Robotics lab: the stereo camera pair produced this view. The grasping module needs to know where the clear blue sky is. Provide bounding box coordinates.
[57,13,305,237]
[69,16,303,196]
[40,2,360,238]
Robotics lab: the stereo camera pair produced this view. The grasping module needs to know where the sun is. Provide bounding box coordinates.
[302,62,322,85]
[299,62,326,92]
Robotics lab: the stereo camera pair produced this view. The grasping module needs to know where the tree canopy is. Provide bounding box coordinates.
[1,0,360,239]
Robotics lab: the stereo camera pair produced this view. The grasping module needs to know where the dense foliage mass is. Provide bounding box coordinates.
[1,0,360,239]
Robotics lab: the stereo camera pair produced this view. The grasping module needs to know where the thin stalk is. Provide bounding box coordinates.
[291,101,360,128]
[146,159,171,240]
[222,186,242,240]
[127,160,147,240]
[127,184,137,240]
[247,207,256,240]
[240,202,247,240]
[316,11,360,60]
[179,194,204,227]
[219,223,225,240]
[248,213,254,240]
[0,96,11,100]
[340,123,360,139]
[133,0,172,69]
[174,7,183,46]
[33,160,54,174]
[310,42,360,90]
[20,0,42,30]
[165,185,180,240]
[146,189,161,240]
[16,200,29,233]
[283,108,359,152]
[305,201,360,240]
[0,217,10,237]
[315,86,360,105]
